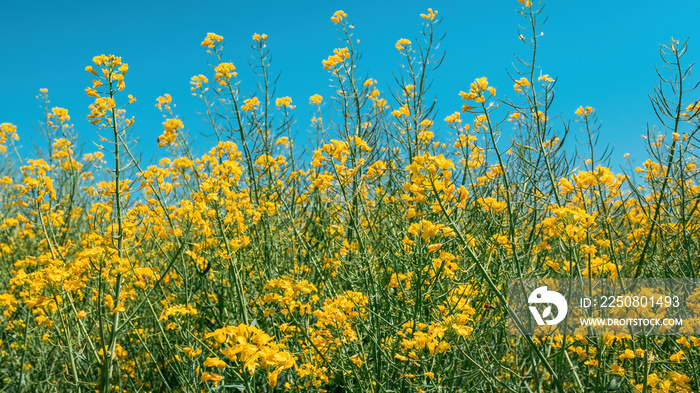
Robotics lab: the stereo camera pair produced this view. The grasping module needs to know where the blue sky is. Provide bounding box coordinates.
[1,0,698,170]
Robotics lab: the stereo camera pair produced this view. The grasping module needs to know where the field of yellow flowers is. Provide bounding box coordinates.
[0,2,699,392]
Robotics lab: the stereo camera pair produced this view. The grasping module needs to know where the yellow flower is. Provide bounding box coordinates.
[396,38,411,51]
[201,32,223,48]
[676,336,691,348]
[669,350,685,363]
[200,372,223,384]
[203,357,227,369]
[513,77,531,92]
[331,10,347,24]
[190,74,209,92]
[47,107,70,124]
[322,48,350,69]
[309,94,323,105]
[214,63,237,85]
[444,112,461,124]
[276,96,295,109]
[158,119,184,147]
[156,94,172,110]
[350,354,364,368]
[459,77,495,103]
[252,33,268,42]
[85,87,100,98]
[183,347,202,359]
[420,8,438,21]
[478,197,507,213]
[610,364,625,376]
[87,97,116,125]
[87,55,128,90]
[558,178,574,194]
[427,243,442,252]
[575,106,595,116]
[419,119,433,128]
[618,349,635,361]
[242,97,260,111]
[391,104,410,118]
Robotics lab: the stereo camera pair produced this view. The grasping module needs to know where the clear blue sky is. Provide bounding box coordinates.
[1,0,698,170]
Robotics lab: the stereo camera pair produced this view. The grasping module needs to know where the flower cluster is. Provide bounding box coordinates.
[322,47,350,70]
[459,77,496,106]
[201,32,223,48]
